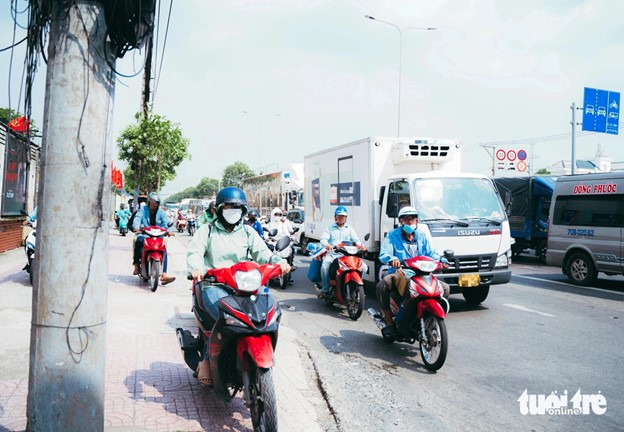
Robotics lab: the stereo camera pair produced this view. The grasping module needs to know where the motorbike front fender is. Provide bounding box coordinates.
[417,298,446,319]
[344,271,363,286]
[237,334,274,369]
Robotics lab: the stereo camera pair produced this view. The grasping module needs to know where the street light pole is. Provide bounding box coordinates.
[242,111,281,168]
[365,15,436,136]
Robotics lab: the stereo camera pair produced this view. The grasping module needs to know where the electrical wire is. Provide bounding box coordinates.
[152,0,173,106]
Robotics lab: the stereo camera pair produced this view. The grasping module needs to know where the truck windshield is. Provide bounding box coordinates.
[413,177,506,222]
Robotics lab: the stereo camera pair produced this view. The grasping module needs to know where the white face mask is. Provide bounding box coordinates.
[222,208,242,225]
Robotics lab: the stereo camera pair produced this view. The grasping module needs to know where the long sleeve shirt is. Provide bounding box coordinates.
[187,220,281,274]
[379,226,445,274]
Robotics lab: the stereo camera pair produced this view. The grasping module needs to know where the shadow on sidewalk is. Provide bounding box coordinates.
[123,361,254,431]
[0,269,30,287]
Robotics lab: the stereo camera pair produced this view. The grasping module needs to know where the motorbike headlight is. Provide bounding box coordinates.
[234,269,262,293]
[224,313,248,327]
[495,251,510,268]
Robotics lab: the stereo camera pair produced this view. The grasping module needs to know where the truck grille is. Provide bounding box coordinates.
[448,255,493,271]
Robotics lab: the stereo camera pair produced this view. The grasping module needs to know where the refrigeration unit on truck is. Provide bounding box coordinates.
[303,136,512,304]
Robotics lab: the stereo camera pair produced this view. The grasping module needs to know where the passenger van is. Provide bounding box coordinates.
[546,172,624,286]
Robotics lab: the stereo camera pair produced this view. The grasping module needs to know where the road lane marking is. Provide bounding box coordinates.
[503,303,555,317]
[513,274,624,296]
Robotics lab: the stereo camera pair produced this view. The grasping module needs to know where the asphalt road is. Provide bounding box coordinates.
[175,231,624,432]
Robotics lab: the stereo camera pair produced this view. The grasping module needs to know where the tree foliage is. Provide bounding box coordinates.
[222,161,255,188]
[536,168,551,175]
[166,177,219,202]
[0,107,40,136]
[117,112,190,193]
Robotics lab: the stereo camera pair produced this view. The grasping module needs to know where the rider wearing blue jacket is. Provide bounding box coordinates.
[377,206,449,336]
[132,192,175,285]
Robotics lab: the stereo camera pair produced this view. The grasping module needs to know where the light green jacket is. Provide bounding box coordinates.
[187,220,280,274]
[197,210,215,227]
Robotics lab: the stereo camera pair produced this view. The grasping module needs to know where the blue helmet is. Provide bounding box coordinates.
[215,187,248,220]
[335,206,348,216]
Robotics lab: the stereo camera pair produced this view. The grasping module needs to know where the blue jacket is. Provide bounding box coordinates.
[133,206,169,232]
[379,226,445,274]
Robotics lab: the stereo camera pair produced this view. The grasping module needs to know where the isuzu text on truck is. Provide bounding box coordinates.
[303,137,512,304]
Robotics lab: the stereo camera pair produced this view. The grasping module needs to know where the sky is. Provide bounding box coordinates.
[2,0,624,196]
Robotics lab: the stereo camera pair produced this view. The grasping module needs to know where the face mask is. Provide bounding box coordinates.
[402,223,417,234]
[222,209,242,225]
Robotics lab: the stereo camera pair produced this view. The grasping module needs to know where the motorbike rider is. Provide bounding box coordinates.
[116,203,131,228]
[318,206,365,299]
[132,192,176,285]
[186,187,291,386]
[376,206,450,337]
[197,200,216,227]
[267,207,294,239]
[246,209,264,237]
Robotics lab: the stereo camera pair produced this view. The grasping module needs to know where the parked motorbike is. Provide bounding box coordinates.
[187,215,197,236]
[311,242,366,320]
[368,251,454,371]
[176,235,291,432]
[20,210,36,285]
[264,227,297,289]
[137,225,168,292]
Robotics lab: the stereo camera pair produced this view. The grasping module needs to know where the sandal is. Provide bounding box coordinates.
[197,361,213,387]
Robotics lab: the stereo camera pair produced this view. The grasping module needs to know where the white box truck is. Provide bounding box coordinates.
[303,136,512,304]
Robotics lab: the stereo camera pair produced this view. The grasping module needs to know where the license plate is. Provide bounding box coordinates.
[458,273,480,287]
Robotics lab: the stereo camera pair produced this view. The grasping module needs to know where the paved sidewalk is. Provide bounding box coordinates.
[0,230,324,432]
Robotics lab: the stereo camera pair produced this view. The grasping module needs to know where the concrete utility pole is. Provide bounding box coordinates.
[26,2,115,431]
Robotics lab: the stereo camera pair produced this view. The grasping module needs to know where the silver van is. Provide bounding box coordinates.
[546,172,624,285]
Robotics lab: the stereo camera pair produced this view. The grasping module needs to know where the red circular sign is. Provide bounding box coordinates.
[496,149,506,161]
[507,150,517,161]
[517,161,527,172]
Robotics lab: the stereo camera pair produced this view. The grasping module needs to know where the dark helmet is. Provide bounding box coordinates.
[208,200,216,209]
[215,187,248,221]
[248,209,259,218]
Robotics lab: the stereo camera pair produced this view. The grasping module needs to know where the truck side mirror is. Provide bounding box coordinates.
[386,192,400,218]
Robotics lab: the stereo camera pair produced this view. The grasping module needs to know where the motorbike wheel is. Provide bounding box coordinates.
[419,313,448,371]
[346,283,365,320]
[248,364,278,432]
[148,260,161,292]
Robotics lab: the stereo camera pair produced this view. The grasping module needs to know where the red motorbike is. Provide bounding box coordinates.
[176,236,290,432]
[368,252,453,371]
[138,226,168,292]
[315,242,366,320]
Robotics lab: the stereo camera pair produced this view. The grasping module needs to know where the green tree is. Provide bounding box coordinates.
[222,162,255,188]
[536,168,551,175]
[0,107,40,136]
[196,177,220,198]
[117,112,191,193]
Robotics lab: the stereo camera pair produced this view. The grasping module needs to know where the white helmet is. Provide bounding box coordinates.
[272,207,283,217]
[398,206,418,219]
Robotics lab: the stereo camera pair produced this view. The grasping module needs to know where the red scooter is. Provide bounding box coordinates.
[315,242,366,320]
[138,225,168,292]
[176,236,290,432]
[368,252,453,371]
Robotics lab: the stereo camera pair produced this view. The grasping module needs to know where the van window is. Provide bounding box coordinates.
[552,195,624,228]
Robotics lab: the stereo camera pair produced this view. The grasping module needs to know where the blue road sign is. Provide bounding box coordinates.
[582,87,620,134]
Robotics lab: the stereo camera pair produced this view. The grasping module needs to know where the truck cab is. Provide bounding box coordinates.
[379,173,512,304]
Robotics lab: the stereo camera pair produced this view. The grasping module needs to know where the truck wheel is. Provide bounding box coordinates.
[565,252,597,286]
[462,285,489,305]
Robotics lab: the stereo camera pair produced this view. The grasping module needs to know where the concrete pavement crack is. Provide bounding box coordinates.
[306,350,343,432]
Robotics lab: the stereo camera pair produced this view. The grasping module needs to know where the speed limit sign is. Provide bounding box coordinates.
[496,149,506,161]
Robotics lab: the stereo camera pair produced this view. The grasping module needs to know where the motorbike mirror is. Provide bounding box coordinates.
[168,221,174,227]
[275,235,291,251]
[443,249,455,260]
[364,233,370,241]
[268,228,278,237]
[291,227,299,233]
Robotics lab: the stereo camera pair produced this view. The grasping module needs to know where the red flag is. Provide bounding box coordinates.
[8,116,29,133]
